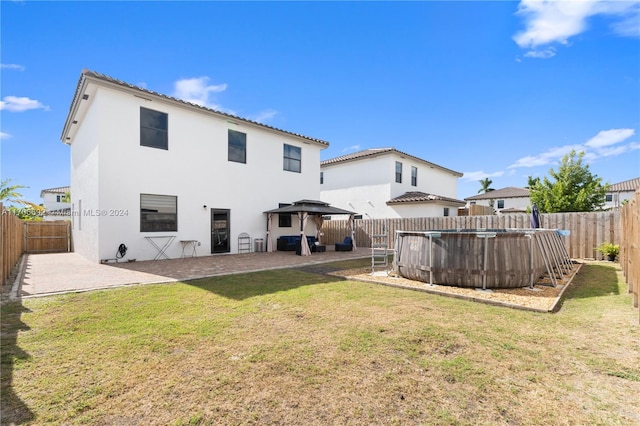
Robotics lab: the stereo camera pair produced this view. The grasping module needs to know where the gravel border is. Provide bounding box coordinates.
[331,262,583,313]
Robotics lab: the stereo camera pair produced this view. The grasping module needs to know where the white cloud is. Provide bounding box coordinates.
[0,132,12,140]
[508,144,582,169]
[0,96,49,112]
[523,47,556,59]
[508,128,638,170]
[173,77,227,109]
[584,128,635,148]
[514,0,640,52]
[249,109,278,123]
[1,63,25,71]
[342,145,361,153]
[461,170,504,182]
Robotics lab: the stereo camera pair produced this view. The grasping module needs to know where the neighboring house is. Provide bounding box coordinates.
[61,70,328,263]
[604,177,639,210]
[40,186,71,221]
[320,148,465,219]
[464,187,531,214]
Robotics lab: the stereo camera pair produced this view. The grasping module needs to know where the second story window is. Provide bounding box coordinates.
[605,194,613,202]
[411,166,417,186]
[444,207,450,217]
[395,161,402,183]
[284,144,301,173]
[140,107,168,150]
[320,171,324,184]
[497,200,505,209]
[228,129,247,163]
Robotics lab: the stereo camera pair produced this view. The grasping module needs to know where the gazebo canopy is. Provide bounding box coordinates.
[264,199,355,216]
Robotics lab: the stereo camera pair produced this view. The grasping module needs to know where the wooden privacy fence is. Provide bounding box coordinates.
[321,211,620,260]
[619,188,639,323]
[24,221,71,254]
[1,203,25,287]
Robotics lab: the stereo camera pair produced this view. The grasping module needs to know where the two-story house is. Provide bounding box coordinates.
[604,177,639,210]
[61,70,328,263]
[320,148,465,219]
[464,187,531,214]
[40,186,71,221]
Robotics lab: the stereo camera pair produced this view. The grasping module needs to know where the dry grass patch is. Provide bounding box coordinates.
[1,261,639,425]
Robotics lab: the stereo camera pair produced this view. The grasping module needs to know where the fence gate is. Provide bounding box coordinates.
[24,221,71,253]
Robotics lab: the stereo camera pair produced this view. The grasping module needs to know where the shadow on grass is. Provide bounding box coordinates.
[0,301,34,425]
[563,263,620,300]
[185,268,348,300]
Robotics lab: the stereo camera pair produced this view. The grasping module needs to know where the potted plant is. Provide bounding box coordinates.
[596,242,619,261]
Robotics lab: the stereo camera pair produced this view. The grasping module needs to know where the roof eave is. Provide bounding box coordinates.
[61,70,329,148]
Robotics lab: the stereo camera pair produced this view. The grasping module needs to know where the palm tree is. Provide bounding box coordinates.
[477,178,494,194]
[0,178,28,204]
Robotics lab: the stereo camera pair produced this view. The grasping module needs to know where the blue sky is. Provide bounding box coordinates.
[1,1,639,204]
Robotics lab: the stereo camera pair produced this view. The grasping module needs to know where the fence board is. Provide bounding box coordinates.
[325,211,621,260]
[619,188,639,323]
[1,203,25,287]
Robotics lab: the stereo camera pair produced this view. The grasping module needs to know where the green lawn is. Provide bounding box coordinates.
[1,260,639,425]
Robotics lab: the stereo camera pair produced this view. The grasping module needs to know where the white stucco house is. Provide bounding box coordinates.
[61,70,328,263]
[40,186,71,221]
[320,148,465,219]
[464,187,531,214]
[604,177,639,210]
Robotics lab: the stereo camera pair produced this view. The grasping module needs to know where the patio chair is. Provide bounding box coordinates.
[335,236,353,251]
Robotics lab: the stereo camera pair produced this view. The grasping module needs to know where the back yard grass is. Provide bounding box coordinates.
[1,259,639,425]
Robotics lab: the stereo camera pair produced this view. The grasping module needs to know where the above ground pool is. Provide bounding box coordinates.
[392,229,572,289]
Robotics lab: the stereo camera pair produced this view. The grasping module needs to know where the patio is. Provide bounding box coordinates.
[13,247,368,299]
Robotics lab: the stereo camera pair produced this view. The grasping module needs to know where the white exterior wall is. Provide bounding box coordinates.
[604,190,635,209]
[42,193,71,221]
[391,203,459,218]
[70,85,323,262]
[42,193,70,212]
[321,152,460,219]
[468,196,531,212]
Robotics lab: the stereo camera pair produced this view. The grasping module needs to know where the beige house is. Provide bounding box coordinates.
[40,186,71,221]
[464,187,531,214]
[604,177,639,210]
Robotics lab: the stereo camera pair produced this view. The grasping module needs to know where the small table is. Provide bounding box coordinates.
[179,240,198,258]
[145,236,176,260]
[313,245,326,253]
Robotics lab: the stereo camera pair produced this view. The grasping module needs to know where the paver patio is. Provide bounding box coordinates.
[14,247,368,299]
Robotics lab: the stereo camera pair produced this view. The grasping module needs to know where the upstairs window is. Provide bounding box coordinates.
[320,171,324,184]
[395,161,403,183]
[141,194,177,232]
[284,144,301,173]
[605,194,613,202]
[140,107,168,150]
[444,207,450,217]
[411,166,417,186]
[228,129,247,163]
[497,200,505,209]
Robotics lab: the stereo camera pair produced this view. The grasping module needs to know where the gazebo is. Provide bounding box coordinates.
[264,200,356,256]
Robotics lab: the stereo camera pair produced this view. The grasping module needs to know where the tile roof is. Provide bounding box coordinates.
[608,177,640,192]
[386,191,466,206]
[62,69,328,146]
[464,187,530,201]
[321,148,463,177]
[40,186,70,197]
